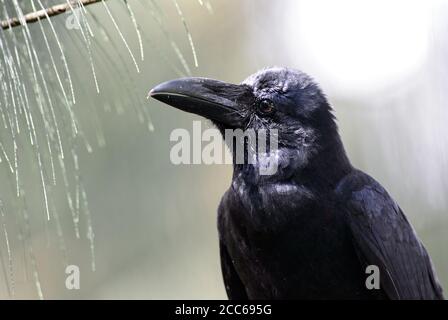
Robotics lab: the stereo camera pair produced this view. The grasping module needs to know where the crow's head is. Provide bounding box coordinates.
[150,68,345,179]
[150,68,337,150]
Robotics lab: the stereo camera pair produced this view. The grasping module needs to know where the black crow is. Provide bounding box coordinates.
[149,67,444,300]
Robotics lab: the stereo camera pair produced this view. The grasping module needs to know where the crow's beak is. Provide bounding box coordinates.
[149,77,246,127]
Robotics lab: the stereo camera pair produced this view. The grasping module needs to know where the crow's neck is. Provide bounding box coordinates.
[232,131,352,190]
[297,132,352,190]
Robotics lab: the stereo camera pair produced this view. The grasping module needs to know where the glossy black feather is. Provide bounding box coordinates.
[336,170,444,299]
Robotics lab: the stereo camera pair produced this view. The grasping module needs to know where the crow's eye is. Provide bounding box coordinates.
[258,100,275,115]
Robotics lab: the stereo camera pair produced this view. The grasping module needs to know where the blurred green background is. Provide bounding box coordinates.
[0,0,447,299]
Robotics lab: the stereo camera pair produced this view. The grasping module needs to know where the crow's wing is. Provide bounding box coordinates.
[336,170,444,300]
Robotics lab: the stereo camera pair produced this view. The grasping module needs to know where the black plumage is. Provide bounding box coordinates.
[150,67,444,299]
